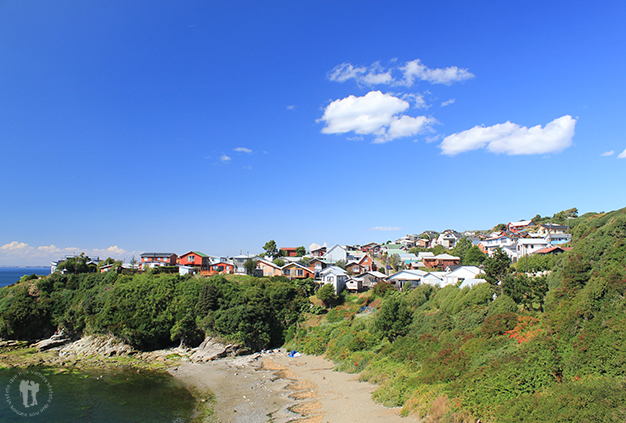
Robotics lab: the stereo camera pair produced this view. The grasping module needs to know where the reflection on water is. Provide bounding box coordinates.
[0,367,196,422]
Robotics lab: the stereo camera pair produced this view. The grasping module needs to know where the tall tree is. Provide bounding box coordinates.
[452,237,473,262]
[483,247,512,295]
[263,240,279,259]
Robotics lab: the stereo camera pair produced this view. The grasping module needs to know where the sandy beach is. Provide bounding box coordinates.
[170,350,411,423]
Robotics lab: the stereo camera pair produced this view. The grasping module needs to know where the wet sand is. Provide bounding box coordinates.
[170,350,411,423]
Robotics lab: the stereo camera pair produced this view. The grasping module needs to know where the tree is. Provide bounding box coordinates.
[374,297,412,342]
[263,240,279,259]
[244,259,257,275]
[492,223,507,232]
[295,246,306,257]
[451,237,473,263]
[483,247,512,295]
[334,259,347,270]
[389,253,402,271]
[56,253,96,274]
[317,283,337,307]
[463,245,487,266]
[273,258,285,267]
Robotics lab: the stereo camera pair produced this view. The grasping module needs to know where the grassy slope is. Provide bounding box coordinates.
[288,207,626,423]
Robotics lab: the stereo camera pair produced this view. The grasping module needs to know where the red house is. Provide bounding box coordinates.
[422,253,460,270]
[280,247,298,257]
[140,253,178,269]
[178,251,210,271]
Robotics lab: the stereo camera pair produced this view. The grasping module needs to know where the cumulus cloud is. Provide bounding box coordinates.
[0,241,136,265]
[441,98,456,107]
[319,91,435,143]
[220,154,231,163]
[601,150,615,157]
[618,148,626,159]
[439,115,576,156]
[328,59,473,87]
[400,60,474,86]
[234,147,252,154]
[1,241,30,252]
[369,226,402,231]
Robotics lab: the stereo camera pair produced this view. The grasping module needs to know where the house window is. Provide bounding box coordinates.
[297,269,303,276]
[188,256,195,262]
[284,269,290,275]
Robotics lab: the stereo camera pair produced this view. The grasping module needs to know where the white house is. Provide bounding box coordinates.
[443,266,482,286]
[319,266,348,294]
[386,269,427,290]
[324,244,348,264]
[421,271,447,287]
[517,238,550,257]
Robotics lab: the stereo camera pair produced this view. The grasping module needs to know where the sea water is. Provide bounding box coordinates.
[0,267,50,288]
[0,367,197,422]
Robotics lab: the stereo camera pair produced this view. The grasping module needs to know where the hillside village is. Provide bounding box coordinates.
[50,212,573,296]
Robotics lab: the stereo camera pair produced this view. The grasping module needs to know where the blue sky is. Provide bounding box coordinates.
[1,1,625,265]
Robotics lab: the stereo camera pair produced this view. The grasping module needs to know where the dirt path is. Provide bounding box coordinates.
[171,351,412,423]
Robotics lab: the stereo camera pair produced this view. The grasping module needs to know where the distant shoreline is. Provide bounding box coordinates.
[0,265,50,268]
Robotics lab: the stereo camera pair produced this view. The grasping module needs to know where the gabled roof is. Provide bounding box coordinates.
[432,253,460,260]
[534,245,570,255]
[387,270,428,280]
[180,251,209,258]
[257,259,282,269]
[320,266,347,276]
[282,262,313,271]
[141,252,176,258]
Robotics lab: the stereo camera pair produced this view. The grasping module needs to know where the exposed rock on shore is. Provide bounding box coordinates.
[189,337,249,363]
[59,335,135,357]
[35,334,70,351]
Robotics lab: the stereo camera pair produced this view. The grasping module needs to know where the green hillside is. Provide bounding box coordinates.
[288,207,626,422]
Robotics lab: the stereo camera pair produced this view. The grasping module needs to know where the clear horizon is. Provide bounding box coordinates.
[2,1,625,266]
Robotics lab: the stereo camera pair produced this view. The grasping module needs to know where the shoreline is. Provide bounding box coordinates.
[1,340,413,423]
[170,350,412,423]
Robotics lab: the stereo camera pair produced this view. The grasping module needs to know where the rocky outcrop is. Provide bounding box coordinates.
[35,334,70,351]
[189,337,249,363]
[58,335,135,357]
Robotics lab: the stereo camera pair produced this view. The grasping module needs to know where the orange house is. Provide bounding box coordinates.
[282,263,314,280]
[204,261,234,276]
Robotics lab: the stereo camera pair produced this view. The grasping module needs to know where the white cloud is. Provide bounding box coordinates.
[2,241,30,252]
[618,148,626,159]
[401,93,428,109]
[0,242,135,265]
[382,115,436,144]
[439,115,576,156]
[234,147,252,154]
[328,60,474,87]
[220,154,231,163]
[369,226,402,231]
[400,60,474,86]
[328,62,393,86]
[91,246,128,256]
[441,98,456,107]
[601,150,615,157]
[319,91,435,143]
[286,105,296,110]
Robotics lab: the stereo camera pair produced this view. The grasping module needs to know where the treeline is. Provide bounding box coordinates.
[0,272,312,351]
[288,207,626,422]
